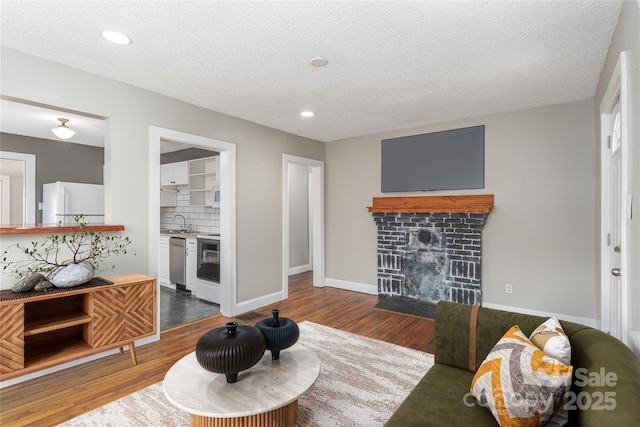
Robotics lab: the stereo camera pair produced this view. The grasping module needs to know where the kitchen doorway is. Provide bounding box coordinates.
[159,286,219,330]
[149,127,237,329]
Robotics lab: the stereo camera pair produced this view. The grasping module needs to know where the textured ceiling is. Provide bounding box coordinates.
[0,1,623,143]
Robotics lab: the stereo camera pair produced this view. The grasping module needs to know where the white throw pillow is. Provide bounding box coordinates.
[529,317,572,426]
[529,317,571,365]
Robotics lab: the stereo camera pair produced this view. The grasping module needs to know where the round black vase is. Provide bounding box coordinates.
[195,322,266,383]
[255,309,299,360]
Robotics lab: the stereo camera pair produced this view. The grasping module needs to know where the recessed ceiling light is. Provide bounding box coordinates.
[300,111,315,118]
[309,57,328,67]
[102,30,132,45]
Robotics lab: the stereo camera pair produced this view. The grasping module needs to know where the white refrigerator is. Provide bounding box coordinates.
[42,182,105,225]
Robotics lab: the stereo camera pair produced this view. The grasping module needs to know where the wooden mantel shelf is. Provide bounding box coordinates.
[0,224,125,235]
[368,195,494,213]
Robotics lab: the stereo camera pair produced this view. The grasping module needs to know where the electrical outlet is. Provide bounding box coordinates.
[505,283,513,294]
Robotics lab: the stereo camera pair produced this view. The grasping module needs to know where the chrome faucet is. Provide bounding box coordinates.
[173,214,187,231]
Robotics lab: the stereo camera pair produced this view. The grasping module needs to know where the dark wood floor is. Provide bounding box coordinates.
[0,272,434,427]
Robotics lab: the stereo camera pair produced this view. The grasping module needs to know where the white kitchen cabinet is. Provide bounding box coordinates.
[161,161,189,186]
[160,188,177,207]
[159,235,171,287]
[189,156,219,206]
[186,238,198,292]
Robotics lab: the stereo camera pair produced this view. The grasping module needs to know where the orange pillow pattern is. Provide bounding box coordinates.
[470,325,573,426]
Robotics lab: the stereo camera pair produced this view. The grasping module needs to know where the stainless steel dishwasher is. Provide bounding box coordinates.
[169,237,187,291]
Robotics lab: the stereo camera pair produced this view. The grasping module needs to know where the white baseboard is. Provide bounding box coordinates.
[289,264,311,275]
[325,278,377,295]
[482,302,596,328]
[236,290,284,315]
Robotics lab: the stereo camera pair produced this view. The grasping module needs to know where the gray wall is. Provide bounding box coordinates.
[0,132,104,223]
[326,99,596,321]
[0,47,325,305]
[594,0,640,333]
[289,163,309,270]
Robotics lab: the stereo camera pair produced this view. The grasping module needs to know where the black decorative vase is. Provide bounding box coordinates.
[195,322,266,383]
[255,309,299,360]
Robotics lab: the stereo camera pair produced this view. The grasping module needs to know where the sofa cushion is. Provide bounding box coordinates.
[435,301,549,371]
[384,363,497,426]
[471,325,573,426]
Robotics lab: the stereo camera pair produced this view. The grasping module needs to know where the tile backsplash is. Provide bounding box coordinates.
[160,186,220,233]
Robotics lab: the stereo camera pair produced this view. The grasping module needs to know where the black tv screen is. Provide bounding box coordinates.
[381,125,484,192]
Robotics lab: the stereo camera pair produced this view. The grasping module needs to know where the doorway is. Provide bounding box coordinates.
[282,154,325,299]
[0,151,36,225]
[599,51,630,343]
[149,127,237,320]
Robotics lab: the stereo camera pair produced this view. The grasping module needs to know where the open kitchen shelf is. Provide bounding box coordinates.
[189,156,218,207]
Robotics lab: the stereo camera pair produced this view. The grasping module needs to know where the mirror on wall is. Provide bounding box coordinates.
[0,152,36,225]
[0,97,106,226]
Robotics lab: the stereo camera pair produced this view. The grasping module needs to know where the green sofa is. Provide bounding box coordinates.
[385,301,640,426]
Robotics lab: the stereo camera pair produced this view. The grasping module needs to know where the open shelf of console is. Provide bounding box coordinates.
[0,274,156,381]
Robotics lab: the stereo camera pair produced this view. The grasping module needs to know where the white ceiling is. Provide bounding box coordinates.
[0,98,106,147]
[0,1,623,143]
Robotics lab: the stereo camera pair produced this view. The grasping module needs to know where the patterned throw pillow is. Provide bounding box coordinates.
[529,317,572,427]
[470,325,573,427]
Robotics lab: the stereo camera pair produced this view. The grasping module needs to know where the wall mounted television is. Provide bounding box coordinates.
[381,125,485,192]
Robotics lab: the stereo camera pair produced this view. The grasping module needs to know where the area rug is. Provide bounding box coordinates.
[374,296,438,319]
[58,321,434,427]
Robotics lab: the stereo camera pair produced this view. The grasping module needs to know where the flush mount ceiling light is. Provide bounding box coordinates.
[51,118,76,139]
[102,30,132,45]
[300,111,315,118]
[309,57,328,67]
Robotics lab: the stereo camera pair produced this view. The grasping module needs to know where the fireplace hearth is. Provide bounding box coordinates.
[369,195,493,305]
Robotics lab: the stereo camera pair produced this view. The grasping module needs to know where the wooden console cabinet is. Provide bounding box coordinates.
[0,274,156,381]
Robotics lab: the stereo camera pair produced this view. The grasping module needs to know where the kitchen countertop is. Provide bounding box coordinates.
[160,230,219,239]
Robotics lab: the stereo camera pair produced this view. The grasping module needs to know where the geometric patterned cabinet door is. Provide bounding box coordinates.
[90,280,155,348]
[0,304,25,374]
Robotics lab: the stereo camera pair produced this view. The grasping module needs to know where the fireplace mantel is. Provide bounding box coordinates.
[367,194,494,213]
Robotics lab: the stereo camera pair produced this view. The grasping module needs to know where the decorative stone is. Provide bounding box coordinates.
[11,273,45,292]
[255,309,299,360]
[195,322,266,383]
[48,262,95,288]
[34,280,54,291]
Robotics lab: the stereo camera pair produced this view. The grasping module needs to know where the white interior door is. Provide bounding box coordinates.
[600,51,630,344]
[607,101,624,340]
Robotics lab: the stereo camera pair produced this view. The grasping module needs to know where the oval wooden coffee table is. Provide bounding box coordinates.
[163,343,320,427]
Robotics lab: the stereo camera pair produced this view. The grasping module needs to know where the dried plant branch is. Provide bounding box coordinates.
[1,215,135,279]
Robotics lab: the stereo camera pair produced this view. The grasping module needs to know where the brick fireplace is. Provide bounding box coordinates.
[369,195,493,305]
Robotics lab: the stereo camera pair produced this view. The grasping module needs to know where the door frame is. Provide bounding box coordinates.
[282,154,325,298]
[0,151,36,224]
[149,127,237,317]
[599,51,630,342]
[0,174,10,223]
